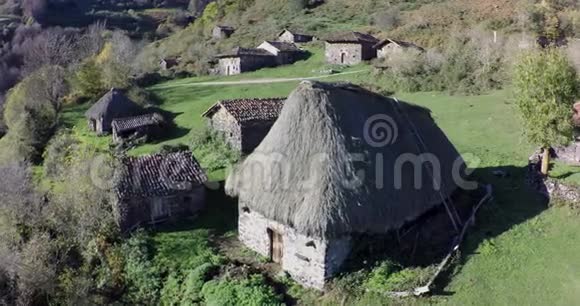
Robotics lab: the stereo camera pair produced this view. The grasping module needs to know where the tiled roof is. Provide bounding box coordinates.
[116,151,207,199]
[202,98,286,123]
[216,47,275,58]
[325,32,379,44]
[374,38,424,51]
[263,41,302,52]
[112,113,164,133]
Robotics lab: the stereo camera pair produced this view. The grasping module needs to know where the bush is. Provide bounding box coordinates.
[364,261,433,292]
[42,132,80,179]
[191,127,240,173]
[121,232,163,304]
[201,274,283,306]
[180,263,218,305]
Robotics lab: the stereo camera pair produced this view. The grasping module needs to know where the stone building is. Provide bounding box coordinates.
[115,151,208,232]
[257,41,304,65]
[159,58,179,70]
[374,38,424,59]
[85,88,143,135]
[202,97,285,153]
[226,81,464,289]
[112,112,165,143]
[277,29,314,43]
[212,25,235,39]
[216,47,277,76]
[324,32,379,65]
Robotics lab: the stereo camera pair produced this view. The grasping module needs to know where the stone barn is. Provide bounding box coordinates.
[226,81,464,289]
[202,97,285,153]
[277,29,314,43]
[85,88,143,135]
[374,38,424,59]
[216,47,277,76]
[257,41,304,65]
[115,151,208,232]
[112,112,165,143]
[324,32,379,65]
[212,25,235,39]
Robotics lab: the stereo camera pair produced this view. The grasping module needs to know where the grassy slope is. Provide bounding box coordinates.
[59,48,580,304]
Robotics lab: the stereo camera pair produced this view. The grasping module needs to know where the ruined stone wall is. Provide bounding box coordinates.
[238,204,352,289]
[209,108,242,151]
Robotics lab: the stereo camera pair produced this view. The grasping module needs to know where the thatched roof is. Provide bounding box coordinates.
[112,113,164,133]
[116,151,207,200]
[325,32,379,44]
[202,98,286,123]
[216,47,275,58]
[85,88,142,119]
[374,38,425,51]
[226,81,464,239]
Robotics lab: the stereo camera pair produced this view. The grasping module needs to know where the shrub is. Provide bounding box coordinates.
[201,274,283,306]
[364,261,433,292]
[42,132,80,179]
[121,232,163,304]
[191,127,240,173]
[180,263,218,305]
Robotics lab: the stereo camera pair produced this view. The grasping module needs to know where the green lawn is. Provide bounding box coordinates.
[59,55,580,304]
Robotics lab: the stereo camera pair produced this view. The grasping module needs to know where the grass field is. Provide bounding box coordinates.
[58,50,580,304]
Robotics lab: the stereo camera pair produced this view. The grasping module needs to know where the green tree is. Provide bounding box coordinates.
[72,59,105,99]
[513,48,578,175]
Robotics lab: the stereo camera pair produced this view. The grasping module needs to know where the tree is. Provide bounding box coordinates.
[513,48,578,175]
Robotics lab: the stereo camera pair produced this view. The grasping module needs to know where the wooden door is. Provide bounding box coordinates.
[268,229,283,264]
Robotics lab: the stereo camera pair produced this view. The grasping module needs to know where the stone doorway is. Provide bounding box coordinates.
[268,228,283,264]
[340,52,346,64]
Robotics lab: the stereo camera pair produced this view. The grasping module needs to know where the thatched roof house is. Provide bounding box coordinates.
[85,88,143,135]
[374,38,424,59]
[112,113,165,143]
[226,81,464,289]
[202,97,286,153]
[115,151,208,232]
[324,32,379,65]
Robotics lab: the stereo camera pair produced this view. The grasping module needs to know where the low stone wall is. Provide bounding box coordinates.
[527,160,580,203]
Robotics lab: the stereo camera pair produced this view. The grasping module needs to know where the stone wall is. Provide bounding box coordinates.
[208,108,242,151]
[527,160,580,204]
[238,204,352,289]
[377,43,404,59]
[218,57,241,75]
[555,142,580,165]
[117,186,206,232]
[239,55,276,72]
[325,42,375,65]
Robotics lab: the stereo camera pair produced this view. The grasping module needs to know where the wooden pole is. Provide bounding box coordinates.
[541,147,550,176]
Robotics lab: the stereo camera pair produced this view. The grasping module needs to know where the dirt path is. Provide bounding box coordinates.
[153,69,368,89]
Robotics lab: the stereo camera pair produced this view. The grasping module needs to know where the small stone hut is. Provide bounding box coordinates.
[257,41,304,65]
[160,58,179,70]
[324,32,379,65]
[202,97,285,153]
[277,29,314,43]
[226,81,464,289]
[374,38,424,59]
[112,112,165,143]
[212,25,235,39]
[85,88,143,135]
[216,47,276,76]
[115,151,208,232]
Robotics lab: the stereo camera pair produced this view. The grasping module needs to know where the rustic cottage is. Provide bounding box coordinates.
[202,97,285,153]
[226,81,464,289]
[374,38,424,59]
[160,58,179,70]
[257,41,304,65]
[85,88,143,135]
[112,112,165,143]
[277,29,314,43]
[212,25,235,39]
[324,32,379,65]
[216,47,276,75]
[115,151,208,232]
